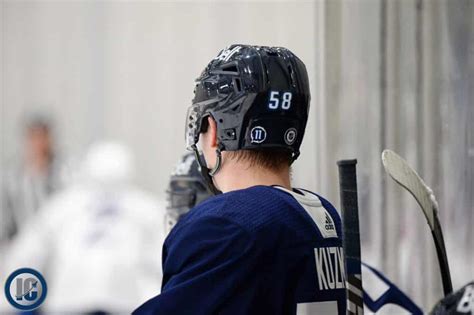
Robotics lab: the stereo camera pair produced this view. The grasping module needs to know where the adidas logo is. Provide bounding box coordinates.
[325,213,335,231]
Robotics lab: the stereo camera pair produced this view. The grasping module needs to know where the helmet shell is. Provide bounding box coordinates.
[186,44,310,160]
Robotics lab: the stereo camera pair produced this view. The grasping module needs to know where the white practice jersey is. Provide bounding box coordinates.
[1,184,166,314]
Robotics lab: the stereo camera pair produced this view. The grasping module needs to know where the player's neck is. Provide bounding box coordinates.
[214,159,291,193]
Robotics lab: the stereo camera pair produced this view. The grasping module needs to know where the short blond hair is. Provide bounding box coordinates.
[226,148,292,171]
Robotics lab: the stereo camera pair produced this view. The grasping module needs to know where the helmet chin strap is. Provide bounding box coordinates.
[191,145,222,195]
[208,148,222,176]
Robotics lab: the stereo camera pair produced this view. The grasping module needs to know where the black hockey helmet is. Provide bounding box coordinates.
[185,44,311,182]
[430,282,474,315]
[165,152,213,232]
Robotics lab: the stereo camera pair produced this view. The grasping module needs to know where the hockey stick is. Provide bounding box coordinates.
[338,159,364,315]
[381,149,453,296]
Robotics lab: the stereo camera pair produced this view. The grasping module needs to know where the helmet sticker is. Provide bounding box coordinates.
[284,128,297,145]
[250,126,267,144]
[214,46,242,62]
[268,91,292,110]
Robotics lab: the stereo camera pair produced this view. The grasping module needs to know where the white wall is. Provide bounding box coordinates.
[1,0,318,196]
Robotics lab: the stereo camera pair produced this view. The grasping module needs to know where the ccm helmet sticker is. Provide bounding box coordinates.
[250,126,267,144]
[284,128,297,145]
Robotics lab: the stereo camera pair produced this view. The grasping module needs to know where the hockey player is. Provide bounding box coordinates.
[134,45,346,314]
[430,282,474,315]
[164,153,425,314]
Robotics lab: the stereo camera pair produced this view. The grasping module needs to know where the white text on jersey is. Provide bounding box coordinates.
[314,246,346,291]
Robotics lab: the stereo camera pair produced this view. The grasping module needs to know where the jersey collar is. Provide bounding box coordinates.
[272,185,322,207]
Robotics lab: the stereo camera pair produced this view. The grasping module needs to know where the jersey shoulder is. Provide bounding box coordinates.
[172,185,341,242]
[296,188,343,237]
[174,186,293,234]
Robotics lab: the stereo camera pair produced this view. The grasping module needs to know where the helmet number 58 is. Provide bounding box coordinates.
[268,91,292,110]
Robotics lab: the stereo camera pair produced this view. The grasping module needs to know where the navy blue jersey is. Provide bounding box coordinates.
[134,185,346,314]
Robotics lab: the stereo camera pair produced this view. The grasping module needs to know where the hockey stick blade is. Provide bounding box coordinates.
[381,149,453,296]
[381,150,437,229]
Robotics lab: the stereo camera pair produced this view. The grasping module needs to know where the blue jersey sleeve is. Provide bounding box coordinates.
[133,216,259,315]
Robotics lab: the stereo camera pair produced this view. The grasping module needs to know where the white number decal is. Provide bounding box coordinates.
[282,92,292,109]
[269,91,279,109]
[268,91,292,110]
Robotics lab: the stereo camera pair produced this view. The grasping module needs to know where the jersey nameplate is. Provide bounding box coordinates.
[314,246,346,291]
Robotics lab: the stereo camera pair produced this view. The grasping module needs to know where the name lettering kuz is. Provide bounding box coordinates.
[314,246,346,290]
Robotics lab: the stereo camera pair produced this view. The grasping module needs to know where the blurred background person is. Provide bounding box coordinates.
[1,114,68,245]
[1,141,166,314]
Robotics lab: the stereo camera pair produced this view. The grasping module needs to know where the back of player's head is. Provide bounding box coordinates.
[185,44,311,169]
[165,152,212,232]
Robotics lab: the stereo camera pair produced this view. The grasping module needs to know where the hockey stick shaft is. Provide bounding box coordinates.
[338,159,364,315]
[432,216,453,295]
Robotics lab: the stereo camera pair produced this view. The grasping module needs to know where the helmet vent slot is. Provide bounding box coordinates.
[221,64,238,73]
[234,78,242,92]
